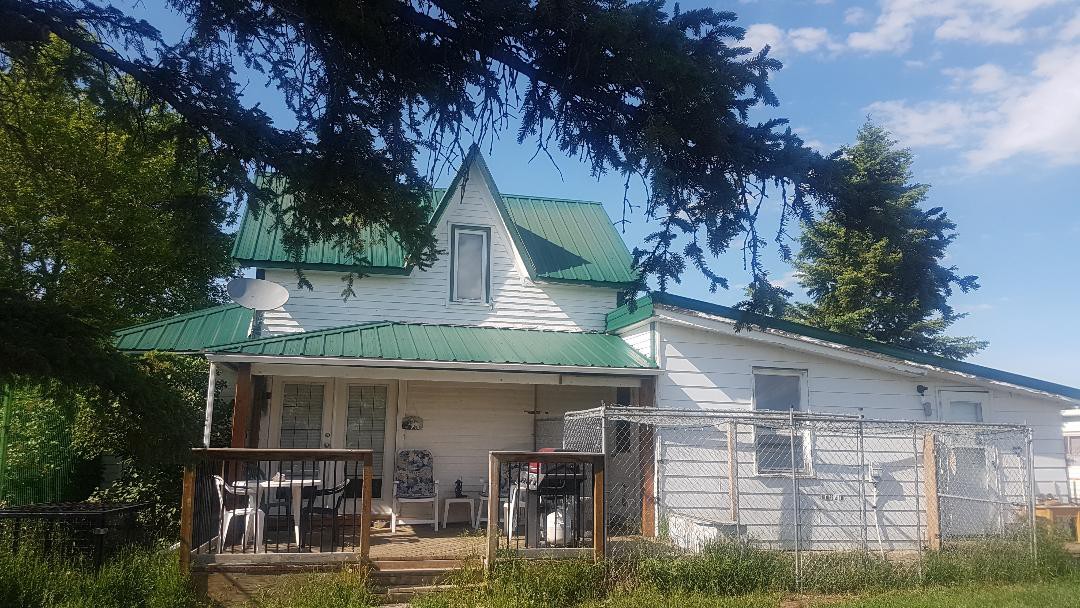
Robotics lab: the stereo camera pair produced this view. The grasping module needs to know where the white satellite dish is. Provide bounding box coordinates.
[227,278,290,311]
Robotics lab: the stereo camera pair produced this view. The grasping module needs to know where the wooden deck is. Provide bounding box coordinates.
[370,523,485,561]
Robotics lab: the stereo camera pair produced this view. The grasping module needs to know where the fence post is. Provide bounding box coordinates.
[728,420,739,527]
[911,424,923,583]
[593,454,606,561]
[857,415,867,553]
[486,453,500,573]
[922,434,941,550]
[1026,426,1037,562]
[361,452,373,561]
[789,408,800,591]
[179,463,195,576]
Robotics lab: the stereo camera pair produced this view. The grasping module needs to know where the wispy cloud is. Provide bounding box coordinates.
[867,44,1080,169]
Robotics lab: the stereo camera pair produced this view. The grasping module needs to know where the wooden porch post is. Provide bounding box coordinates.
[230,363,253,448]
[593,454,606,560]
[485,452,500,573]
[179,463,195,575]
[639,376,657,537]
[361,451,373,560]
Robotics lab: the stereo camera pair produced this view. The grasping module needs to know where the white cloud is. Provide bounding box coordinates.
[1060,10,1080,40]
[846,0,1064,53]
[845,7,870,26]
[865,100,994,148]
[742,23,842,57]
[943,63,1012,93]
[868,44,1080,169]
[967,45,1080,167]
[742,23,785,55]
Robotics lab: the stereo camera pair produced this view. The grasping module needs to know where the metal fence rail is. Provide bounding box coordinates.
[179,448,373,573]
[563,406,1035,584]
[485,451,605,567]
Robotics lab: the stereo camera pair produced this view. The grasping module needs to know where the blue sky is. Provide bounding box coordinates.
[132,1,1079,387]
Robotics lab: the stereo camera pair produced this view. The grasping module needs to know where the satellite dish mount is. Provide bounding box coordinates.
[226,278,290,338]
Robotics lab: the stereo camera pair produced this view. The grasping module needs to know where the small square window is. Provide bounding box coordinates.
[753,369,810,475]
[451,226,489,302]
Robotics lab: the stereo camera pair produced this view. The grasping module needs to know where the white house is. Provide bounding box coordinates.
[113,149,1079,547]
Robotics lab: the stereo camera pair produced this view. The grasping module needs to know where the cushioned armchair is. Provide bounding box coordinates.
[391,449,440,532]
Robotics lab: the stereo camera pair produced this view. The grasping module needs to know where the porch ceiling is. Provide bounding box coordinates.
[209,321,656,370]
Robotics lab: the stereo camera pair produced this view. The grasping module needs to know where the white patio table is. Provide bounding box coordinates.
[234,477,322,549]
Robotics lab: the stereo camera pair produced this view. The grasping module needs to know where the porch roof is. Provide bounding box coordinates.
[113,304,254,353]
[209,321,656,370]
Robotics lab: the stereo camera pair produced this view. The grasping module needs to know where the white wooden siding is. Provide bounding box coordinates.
[261,163,618,334]
[619,323,654,359]
[652,318,1068,549]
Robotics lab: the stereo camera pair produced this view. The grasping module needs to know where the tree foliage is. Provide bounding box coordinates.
[0,37,236,330]
[4,0,838,308]
[787,123,986,359]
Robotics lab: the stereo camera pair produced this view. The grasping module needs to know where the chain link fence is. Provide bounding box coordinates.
[563,406,1036,567]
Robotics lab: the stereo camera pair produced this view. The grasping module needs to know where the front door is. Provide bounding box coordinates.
[335,383,390,501]
[272,379,335,459]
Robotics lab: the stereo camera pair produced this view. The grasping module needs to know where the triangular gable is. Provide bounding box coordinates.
[234,147,636,287]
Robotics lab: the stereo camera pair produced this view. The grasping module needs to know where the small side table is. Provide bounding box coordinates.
[443,497,475,528]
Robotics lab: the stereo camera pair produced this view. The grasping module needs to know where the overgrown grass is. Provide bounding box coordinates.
[415,530,1078,608]
[0,547,205,608]
[244,567,378,608]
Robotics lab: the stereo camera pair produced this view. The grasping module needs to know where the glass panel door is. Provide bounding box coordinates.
[343,384,388,498]
[277,382,332,476]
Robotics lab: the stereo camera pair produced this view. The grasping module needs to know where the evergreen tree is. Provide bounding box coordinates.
[788,123,986,359]
[2,1,837,308]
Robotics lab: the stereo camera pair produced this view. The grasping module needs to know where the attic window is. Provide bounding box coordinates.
[451,225,490,303]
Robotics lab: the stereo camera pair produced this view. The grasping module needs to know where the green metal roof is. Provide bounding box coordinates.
[213,321,656,369]
[113,304,253,353]
[501,195,636,286]
[230,177,440,274]
[232,149,636,287]
[607,293,1080,401]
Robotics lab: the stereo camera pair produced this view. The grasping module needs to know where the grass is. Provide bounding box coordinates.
[0,547,204,608]
[0,533,1073,608]
[244,567,378,608]
[414,530,1078,608]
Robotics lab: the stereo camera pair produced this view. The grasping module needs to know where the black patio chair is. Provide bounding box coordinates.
[299,478,365,551]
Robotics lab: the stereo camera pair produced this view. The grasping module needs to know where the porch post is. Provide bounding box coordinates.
[639,376,657,537]
[201,362,216,448]
[231,363,253,448]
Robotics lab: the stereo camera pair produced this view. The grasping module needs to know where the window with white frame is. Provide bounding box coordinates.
[450,225,490,303]
[753,369,811,475]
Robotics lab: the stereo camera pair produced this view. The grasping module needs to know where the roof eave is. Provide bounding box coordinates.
[204,352,659,375]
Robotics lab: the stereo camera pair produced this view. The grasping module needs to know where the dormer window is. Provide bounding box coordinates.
[450,225,490,303]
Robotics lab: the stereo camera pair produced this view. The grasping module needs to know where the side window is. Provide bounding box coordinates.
[1066,436,1080,467]
[450,226,490,302]
[753,369,810,475]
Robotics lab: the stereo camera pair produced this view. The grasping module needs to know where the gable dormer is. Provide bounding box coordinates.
[231,149,636,333]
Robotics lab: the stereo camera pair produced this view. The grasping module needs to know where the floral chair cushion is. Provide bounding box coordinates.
[394,449,436,499]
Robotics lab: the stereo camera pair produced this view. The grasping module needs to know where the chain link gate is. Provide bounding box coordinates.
[563,406,1036,584]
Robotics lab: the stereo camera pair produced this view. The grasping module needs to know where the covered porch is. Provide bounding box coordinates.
[184,321,658,571]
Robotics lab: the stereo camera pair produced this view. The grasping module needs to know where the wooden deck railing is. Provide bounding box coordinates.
[179,448,373,573]
[485,451,605,568]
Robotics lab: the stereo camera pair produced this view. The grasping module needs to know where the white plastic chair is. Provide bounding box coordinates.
[213,475,265,552]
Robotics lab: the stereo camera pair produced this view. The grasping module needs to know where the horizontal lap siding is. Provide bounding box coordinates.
[653,320,1069,548]
[262,164,618,334]
[402,381,534,516]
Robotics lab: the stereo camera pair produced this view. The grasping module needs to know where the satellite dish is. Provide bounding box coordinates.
[227,278,290,311]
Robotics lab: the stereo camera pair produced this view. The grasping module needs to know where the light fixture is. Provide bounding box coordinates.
[917,385,932,417]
